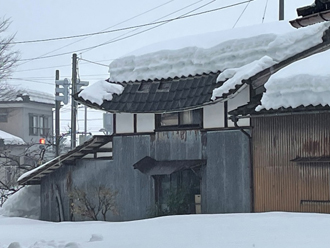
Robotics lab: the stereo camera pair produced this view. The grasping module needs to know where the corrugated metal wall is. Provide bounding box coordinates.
[41,129,252,221]
[252,113,330,213]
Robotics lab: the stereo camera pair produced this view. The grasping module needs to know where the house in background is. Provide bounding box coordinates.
[0,85,54,144]
[18,20,330,221]
[0,130,31,189]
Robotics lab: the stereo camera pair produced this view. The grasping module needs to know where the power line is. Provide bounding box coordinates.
[12,74,109,80]
[7,78,54,85]
[81,0,205,54]
[78,58,109,67]
[8,1,174,45]
[14,59,113,72]
[17,1,174,67]
[18,0,254,62]
[262,0,269,23]
[14,64,71,72]
[232,1,251,28]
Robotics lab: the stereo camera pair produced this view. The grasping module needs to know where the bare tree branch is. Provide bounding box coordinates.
[0,17,19,81]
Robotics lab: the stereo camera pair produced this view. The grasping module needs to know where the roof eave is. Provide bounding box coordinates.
[290,9,330,28]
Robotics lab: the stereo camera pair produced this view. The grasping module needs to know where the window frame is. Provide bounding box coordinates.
[29,114,50,136]
[155,109,203,131]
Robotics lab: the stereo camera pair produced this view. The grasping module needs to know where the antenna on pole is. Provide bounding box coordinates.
[279,0,284,20]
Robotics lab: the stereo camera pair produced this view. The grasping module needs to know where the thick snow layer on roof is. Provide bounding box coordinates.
[0,84,54,105]
[0,130,25,145]
[256,48,330,111]
[109,21,330,89]
[78,80,124,105]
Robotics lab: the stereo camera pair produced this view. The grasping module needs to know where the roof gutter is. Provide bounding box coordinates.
[231,109,330,120]
[290,9,330,28]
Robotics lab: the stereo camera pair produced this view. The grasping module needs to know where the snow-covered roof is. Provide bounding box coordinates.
[0,130,25,145]
[256,48,330,111]
[109,21,329,86]
[0,84,54,105]
[78,21,330,111]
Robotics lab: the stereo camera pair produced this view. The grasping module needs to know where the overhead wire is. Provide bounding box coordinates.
[16,0,174,67]
[14,59,114,72]
[18,0,204,62]
[8,0,255,45]
[262,0,269,23]
[78,58,109,67]
[81,0,205,54]
[18,0,254,62]
[232,1,251,28]
[6,78,54,85]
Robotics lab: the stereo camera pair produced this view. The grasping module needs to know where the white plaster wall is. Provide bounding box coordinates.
[203,102,225,129]
[228,86,250,127]
[137,114,154,132]
[116,113,134,133]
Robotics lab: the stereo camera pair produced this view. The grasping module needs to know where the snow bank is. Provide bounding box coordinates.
[0,212,330,247]
[78,80,124,105]
[256,48,330,111]
[1,186,40,219]
[0,130,25,145]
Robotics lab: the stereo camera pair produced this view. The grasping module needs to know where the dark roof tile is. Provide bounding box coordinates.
[75,72,221,113]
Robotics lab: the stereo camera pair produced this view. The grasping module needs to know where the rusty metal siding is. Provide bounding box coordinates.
[252,113,330,213]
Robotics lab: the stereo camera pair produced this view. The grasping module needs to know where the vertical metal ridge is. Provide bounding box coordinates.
[253,113,330,213]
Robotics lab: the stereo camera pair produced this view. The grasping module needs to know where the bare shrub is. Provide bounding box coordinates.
[69,186,118,221]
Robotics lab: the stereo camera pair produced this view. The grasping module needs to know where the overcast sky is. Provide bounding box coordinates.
[1,0,312,133]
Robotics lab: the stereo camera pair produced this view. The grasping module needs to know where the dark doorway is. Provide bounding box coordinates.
[154,168,200,216]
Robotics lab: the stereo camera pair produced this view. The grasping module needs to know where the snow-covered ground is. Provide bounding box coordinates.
[1,187,329,247]
[0,212,329,248]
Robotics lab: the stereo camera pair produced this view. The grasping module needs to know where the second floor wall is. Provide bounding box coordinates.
[113,86,250,134]
[0,102,53,143]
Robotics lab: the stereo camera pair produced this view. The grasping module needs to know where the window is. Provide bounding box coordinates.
[29,114,50,136]
[29,115,38,136]
[155,109,203,130]
[40,116,49,136]
[0,109,8,122]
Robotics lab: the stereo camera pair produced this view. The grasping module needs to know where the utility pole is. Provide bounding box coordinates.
[84,106,87,137]
[55,70,60,156]
[71,53,78,149]
[279,0,284,20]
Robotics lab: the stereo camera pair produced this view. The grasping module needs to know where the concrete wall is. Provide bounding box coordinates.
[41,129,251,221]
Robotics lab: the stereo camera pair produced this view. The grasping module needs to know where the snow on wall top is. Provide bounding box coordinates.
[109,21,330,96]
[256,48,330,111]
[0,130,25,145]
[0,84,54,105]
